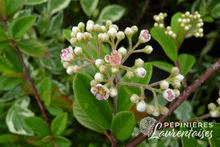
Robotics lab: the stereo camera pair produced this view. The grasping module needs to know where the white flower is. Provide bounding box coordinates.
[110,88,118,97]
[163,89,175,101]
[91,84,110,100]
[136,101,147,112]
[135,67,146,78]
[60,46,74,61]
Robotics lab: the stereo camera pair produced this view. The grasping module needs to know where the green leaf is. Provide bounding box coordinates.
[4,0,24,16]
[0,56,18,75]
[0,75,22,91]
[180,123,198,147]
[51,113,68,136]
[98,5,126,23]
[62,29,71,42]
[111,111,135,141]
[151,27,177,62]
[80,0,98,17]
[73,100,106,133]
[6,96,35,135]
[211,4,220,18]
[151,61,174,73]
[0,27,8,41]
[17,39,49,57]
[54,136,71,147]
[0,86,23,103]
[38,77,52,106]
[0,41,10,50]
[178,54,196,75]
[5,51,23,73]
[123,63,152,95]
[25,0,48,5]
[8,15,36,39]
[26,136,44,146]
[48,0,71,16]
[73,73,112,129]
[24,116,50,136]
[171,12,187,47]
[47,105,63,116]
[117,85,133,112]
[0,134,19,143]
[199,120,220,147]
[46,11,63,36]
[174,100,193,121]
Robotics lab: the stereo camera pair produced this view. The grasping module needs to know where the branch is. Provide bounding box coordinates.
[125,59,220,147]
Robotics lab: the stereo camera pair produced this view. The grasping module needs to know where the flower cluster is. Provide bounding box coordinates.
[129,67,183,116]
[208,91,220,118]
[153,11,204,38]
[61,20,153,100]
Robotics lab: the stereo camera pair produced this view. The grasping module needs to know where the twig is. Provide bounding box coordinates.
[125,59,220,147]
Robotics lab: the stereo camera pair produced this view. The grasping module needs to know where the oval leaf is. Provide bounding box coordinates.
[73,100,106,133]
[117,85,133,112]
[6,96,35,135]
[98,5,125,23]
[24,116,50,136]
[73,73,112,129]
[25,0,48,5]
[80,0,98,17]
[51,113,68,136]
[54,136,71,147]
[151,61,174,73]
[8,15,36,39]
[48,0,71,16]
[17,39,49,57]
[178,54,196,75]
[5,0,24,16]
[62,29,71,42]
[151,27,177,62]
[111,111,135,141]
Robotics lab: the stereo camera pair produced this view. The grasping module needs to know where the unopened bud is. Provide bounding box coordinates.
[99,65,107,73]
[217,98,220,106]
[160,106,169,115]
[160,80,169,90]
[135,58,144,67]
[111,66,119,73]
[171,67,179,75]
[62,62,72,68]
[208,103,216,111]
[130,94,140,103]
[76,32,83,41]
[116,31,125,40]
[118,47,127,56]
[95,59,104,67]
[108,28,117,38]
[78,22,85,31]
[100,26,107,32]
[93,24,101,32]
[106,20,112,28]
[175,74,184,82]
[74,47,82,55]
[173,89,180,98]
[172,81,181,89]
[66,65,79,74]
[110,88,118,97]
[124,27,134,37]
[152,107,160,116]
[90,80,98,87]
[131,25,138,34]
[210,110,219,118]
[136,101,147,112]
[126,71,134,79]
[142,45,153,54]
[135,67,146,78]
[146,104,155,114]
[94,72,104,82]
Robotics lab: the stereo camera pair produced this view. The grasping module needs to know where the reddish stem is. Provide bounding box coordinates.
[125,59,220,147]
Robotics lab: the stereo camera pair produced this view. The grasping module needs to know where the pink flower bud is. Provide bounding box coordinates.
[163,89,175,101]
[136,101,147,112]
[60,46,74,61]
[139,30,151,43]
[135,67,146,78]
